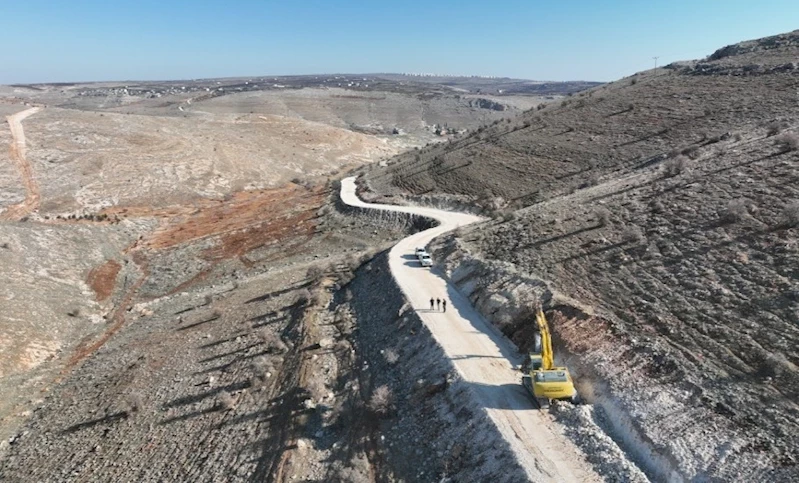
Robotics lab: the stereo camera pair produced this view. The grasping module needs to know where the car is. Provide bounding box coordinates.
[415,247,427,258]
[419,254,433,267]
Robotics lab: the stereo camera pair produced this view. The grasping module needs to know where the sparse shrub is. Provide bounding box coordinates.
[594,207,612,226]
[681,146,701,160]
[621,225,644,243]
[367,385,393,417]
[251,356,274,387]
[579,173,600,189]
[67,307,81,317]
[721,199,749,223]
[766,121,788,137]
[306,265,324,281]
[295,288,312,305]
[774,132,799,152]
[383,349,399,365]
[259,329,288,354]
[123,392,143,415]
[781,201,799,227]
[663,155,688,177]
[0,242,9,249]
[217,390,236,411]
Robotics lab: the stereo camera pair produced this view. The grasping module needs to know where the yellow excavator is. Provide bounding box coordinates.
[521,306,578,408]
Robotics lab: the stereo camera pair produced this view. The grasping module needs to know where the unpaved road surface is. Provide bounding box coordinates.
[2,107,40,220]
[341,177,599,482]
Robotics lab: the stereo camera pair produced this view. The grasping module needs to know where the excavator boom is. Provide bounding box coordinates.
[522,307,577,406]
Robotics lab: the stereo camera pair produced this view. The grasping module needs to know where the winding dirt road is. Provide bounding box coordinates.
[2,107,41,220]
[340,177,599,482]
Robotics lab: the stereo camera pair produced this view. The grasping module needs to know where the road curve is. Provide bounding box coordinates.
[340,177,599,482]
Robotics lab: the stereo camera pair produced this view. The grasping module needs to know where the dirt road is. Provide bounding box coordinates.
[340,177,599,482]
[2,107,40,220]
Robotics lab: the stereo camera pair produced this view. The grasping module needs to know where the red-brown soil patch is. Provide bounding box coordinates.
[86,259,121,302]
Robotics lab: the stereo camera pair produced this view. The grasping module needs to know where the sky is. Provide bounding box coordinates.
[0,0,797,84]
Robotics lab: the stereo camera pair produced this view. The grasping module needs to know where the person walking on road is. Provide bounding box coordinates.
[436,298,441,311]
[442,300,447,312]
[430,297,435,311]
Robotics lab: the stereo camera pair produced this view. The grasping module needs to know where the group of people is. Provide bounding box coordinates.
[429,297,447,312]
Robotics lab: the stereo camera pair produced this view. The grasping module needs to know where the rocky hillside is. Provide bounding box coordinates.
[365,30,799,207]
[366,30,799,481]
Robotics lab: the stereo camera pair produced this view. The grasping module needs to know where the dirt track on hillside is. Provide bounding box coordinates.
[340,177,600,482]
[1,107,40,220]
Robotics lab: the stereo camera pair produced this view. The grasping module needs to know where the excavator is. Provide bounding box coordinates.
[521,306,578,408]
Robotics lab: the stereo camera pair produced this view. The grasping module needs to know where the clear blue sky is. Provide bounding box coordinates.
[1,0,796,84]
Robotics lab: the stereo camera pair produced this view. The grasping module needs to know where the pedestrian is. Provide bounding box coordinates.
[436,298,441,311]
[430,297,434,310]
[442,300,447,312]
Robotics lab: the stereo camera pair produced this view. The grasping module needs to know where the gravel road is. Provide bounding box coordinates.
[340,176,600,482]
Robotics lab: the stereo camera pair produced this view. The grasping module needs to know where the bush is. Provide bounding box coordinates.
[722,199,749,223]
[781,201,799,227]
[663,155,688,177]
[594,207,612,226]
[774,133,799,152]
[250,356,274,387]
[259,329,288,354]
[766,121,788,137]
[124,392,143,415]
[383,349,399,365]
[295,288,312,305]
[681,146,701,160]
[621,225,644,243]
[306,265,324,282]
[217,391,236,411]
[367,385,393,417]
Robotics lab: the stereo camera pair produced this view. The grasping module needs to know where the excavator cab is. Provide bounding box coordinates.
[521,307,577,407]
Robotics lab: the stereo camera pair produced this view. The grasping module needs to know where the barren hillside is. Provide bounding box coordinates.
[1,73,584,480]
[366,30,799,481]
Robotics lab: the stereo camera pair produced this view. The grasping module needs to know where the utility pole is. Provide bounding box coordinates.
[653,56,660,69]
